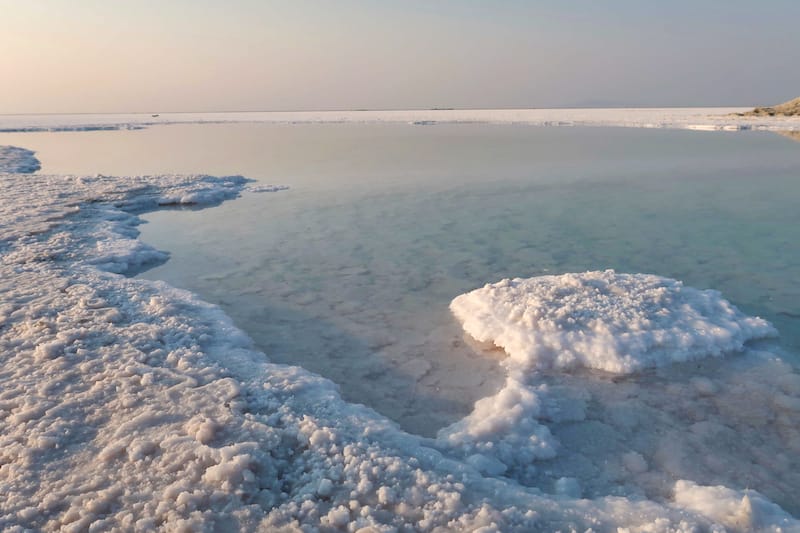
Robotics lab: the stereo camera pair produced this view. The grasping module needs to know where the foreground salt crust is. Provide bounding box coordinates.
[2,151,798,531]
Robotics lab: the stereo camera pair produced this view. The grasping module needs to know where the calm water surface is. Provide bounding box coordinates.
[4,123,799,437]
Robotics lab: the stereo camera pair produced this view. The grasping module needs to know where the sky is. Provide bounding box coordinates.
[2,0,799,114]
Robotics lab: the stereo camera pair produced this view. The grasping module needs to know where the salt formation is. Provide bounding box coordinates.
[450,270,776,373]
[443,271,785,497]
[1,147,797,531]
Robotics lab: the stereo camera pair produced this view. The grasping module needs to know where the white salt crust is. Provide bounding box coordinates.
[450,271,776,374]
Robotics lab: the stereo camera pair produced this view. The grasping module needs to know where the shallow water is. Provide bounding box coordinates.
[2,124,800,394]
[4,122,800,515]
[5,123,799,439]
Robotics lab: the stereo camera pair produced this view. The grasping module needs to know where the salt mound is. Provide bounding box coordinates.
[450,270,776,373]
[674,481,797,531]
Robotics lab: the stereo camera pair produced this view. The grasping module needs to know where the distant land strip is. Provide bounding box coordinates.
[739,96,800,117]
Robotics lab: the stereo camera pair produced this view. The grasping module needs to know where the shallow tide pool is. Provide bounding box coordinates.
[5,122,800,514]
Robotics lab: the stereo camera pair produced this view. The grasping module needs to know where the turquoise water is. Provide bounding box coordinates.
[6,123,799,437]
[121,123,799,434]
[4,122,800,511]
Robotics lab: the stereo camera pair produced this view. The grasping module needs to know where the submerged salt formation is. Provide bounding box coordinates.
[445,271,799,521]
[1,145,798,531]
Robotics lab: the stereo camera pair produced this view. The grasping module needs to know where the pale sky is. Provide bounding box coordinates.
[2,0,799,114]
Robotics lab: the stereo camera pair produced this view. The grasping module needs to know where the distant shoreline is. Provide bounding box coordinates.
[1,107,799,135]
[740,96,800,117]
[0,105,767,117]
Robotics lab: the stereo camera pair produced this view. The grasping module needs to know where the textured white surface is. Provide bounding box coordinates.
[450,270,776,373]
[674,481,797,531]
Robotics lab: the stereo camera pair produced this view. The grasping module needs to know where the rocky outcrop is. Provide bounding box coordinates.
[742,96,800,116]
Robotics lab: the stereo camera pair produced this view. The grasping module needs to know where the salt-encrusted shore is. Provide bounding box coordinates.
[1,148,798,531]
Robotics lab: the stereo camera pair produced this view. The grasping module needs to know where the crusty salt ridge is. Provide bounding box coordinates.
[674,481,798,531]
[0,145,40,173]
[1,150,797,531]
[450,270,777,373]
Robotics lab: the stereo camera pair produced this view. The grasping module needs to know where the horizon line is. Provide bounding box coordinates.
[0,104,756,117]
